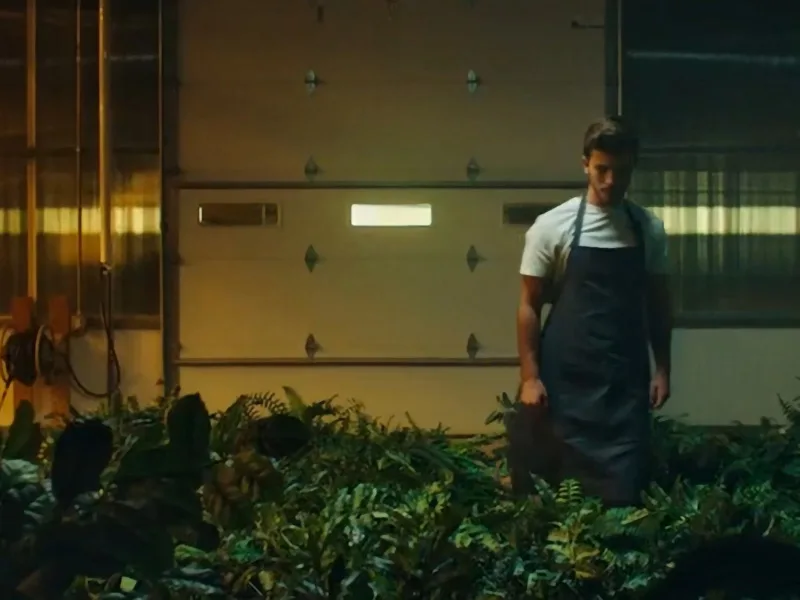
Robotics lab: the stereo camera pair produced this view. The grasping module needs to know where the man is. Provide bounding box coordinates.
[509,116,672,506]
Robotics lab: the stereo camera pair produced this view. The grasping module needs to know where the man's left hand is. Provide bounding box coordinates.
[650,369,670,409]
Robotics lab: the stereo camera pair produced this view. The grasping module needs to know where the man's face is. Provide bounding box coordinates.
[582,150,635,206]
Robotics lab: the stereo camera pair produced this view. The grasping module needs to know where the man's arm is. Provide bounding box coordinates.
[645,218,672,375]
[518,276,546,382]
[518,220,555,382]
[646,274,672,375]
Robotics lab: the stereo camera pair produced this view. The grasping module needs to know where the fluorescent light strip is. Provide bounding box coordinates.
[350,203,432,227]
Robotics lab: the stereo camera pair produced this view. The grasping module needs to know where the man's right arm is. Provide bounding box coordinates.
[517,220,554,383]
[517,276,545,382]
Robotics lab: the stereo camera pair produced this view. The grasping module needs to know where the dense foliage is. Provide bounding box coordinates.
[1,384,800,599]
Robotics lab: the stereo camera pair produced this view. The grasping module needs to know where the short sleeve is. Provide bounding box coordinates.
[646,217,669,274]
[520,217,557,278]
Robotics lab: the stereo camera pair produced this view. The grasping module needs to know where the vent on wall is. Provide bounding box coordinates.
[503,203,555,226]
[350,203,432,227]
[198,202,280,227]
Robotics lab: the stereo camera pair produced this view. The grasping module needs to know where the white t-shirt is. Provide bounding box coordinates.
[520,196,669,290]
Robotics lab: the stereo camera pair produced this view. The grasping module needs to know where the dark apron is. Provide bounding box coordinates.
[507,194,651,506]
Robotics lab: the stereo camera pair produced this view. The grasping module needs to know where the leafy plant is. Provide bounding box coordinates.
[0,394,221,600]
[6,382,800,599]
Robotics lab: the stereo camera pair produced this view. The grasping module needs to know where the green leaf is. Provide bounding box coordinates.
[166,393,211,461]
[282,386,307,416]
[4,400,36,459]
[95,500,177,578]
[50,418,114,506]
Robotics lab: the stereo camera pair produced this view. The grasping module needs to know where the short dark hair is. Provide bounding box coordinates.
[582,116,639,159]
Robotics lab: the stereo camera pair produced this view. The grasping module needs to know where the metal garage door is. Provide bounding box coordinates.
[175,0,605,433]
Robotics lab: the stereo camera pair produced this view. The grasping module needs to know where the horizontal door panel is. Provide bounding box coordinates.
[180,0,604,87]
[179,258,524,359]
[180,81,598,181]
[178,188,580,261]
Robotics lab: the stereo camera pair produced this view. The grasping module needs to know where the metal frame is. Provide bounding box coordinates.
[177,180,586,191]
[604,0,621,116]
[160,0,180,392]
[175,357,518,368]
[25,0,37,302]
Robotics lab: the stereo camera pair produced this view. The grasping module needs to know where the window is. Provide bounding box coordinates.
[632,157,800,322]
[0,1,162,324]
[350,204,433,227]
[623,0,800,324]
[0,2,28,316]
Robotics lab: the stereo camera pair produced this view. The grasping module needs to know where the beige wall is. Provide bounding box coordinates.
[0,330,162,425]
[3,327,792,431]
[68,329,164,413]
[179,329,798,434]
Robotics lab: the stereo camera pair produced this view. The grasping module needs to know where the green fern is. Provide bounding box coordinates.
[777,393,800,426]
[556,479,584,509]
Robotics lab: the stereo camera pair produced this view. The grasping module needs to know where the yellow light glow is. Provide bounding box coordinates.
[0,206,794,236]
[350,203,433,227]
[649,206,799,236]
[0,207,160,235]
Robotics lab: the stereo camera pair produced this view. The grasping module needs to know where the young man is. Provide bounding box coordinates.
[510,116,672,506]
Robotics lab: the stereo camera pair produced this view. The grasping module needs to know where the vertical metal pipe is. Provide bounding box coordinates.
[98,0,111,268]
[616,0,623,114]
[75,0,83,317]
[159,0,179,392]
[157,0,169,392]
[25,0,37,301]
[98,0,114,397]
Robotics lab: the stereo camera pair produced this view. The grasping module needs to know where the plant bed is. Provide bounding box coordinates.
[1,386,799,599]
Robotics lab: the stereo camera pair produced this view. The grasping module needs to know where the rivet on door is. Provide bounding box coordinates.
[304,157,320,180]
[466,333,480,359]
[466,70,481,94]
[305,334,321,359]
[466,158,481,181]
[466,245,483,272]
[304,245,320,272]
[304,70,320,94]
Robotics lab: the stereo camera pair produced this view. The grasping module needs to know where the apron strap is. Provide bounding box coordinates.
[570,192,588,248]
[572,193,646,250]
[622,199,646,248]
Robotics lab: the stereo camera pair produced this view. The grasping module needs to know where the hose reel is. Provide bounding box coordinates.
[1,325,63,389]
[1,319,122,408]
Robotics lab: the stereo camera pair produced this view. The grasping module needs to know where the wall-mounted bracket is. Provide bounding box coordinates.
[311,0,325,23]
[304,157,320,180]
[466,158,481,181]
[305,334,321,359]
[466,333,480,359]
[466,70,481,94]
[386,0,401,17]
[570,18,604,30]
[304,70,320,93]
[466,245,483,272]
[304,245,320,272]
